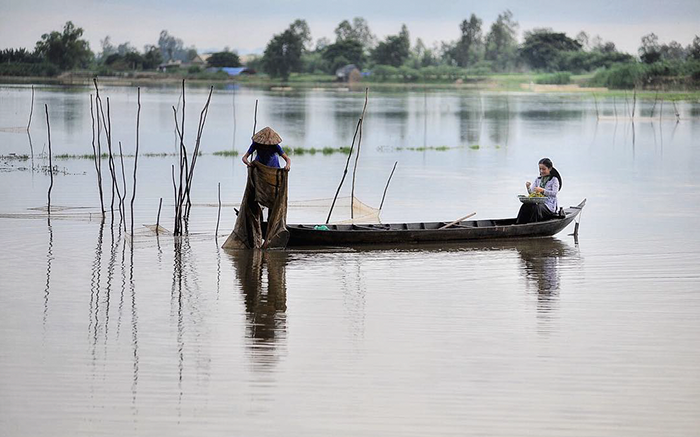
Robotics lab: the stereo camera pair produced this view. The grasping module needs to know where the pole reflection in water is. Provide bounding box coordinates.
[170,235,206,413]
[229,250,288,369]
[129,247,139,408]
[43,218,53,337]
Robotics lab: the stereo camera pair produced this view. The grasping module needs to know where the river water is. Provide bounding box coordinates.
[1,83,699,436]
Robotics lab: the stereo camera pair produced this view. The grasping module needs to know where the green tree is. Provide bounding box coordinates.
[659,41,686,62]
[484,10,518,71]
[639,33,661,64]
[34,21,93,70]
[335,17,376,49]
[371,24,410,67]
[290,19,312,50]
[262,20,309,80]
[519,29,581,70]
[323,39,366,72]
[448,14,483,67]
[688,36,700,61]
[207,51,241,67]
[142,45,163,69]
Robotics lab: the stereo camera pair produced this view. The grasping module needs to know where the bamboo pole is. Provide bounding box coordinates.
[379,161,398,212]
[650,90,659,118]
[27,85,34,133]
[45,105,53,214]
[118,141,128,232]
[672,101,680,121]
[350,88,369,218]
[592,93,599,120]
[632,88,637,119]
[130,87,140,237]
[184,86,214,217]
[253,99,258,135]
[439,212,476,230]
[326,91,369,224]
[232,88,236,150]
[171,165,179,235]
[156,197,163,235]
[215,182,221,243]
[90,94,105,216]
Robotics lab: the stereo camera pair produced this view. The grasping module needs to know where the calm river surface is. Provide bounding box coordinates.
[1,83,699,436]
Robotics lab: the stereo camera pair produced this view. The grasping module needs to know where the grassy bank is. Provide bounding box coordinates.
[2,71,699,101]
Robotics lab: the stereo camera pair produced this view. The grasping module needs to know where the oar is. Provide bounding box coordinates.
[439,212,476,229]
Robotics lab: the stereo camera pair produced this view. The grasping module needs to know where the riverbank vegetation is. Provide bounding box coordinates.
[1,16,699,92]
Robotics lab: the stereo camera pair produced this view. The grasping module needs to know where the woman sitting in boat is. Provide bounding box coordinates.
[516,158,563,224]
[242,126,292,170]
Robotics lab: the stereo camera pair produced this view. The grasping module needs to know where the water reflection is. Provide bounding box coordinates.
[513,238,578,302]
[170,236,207,411]
[457,95,481,144]
[129,247,139,406]
[484,96,512,145]
[269,92,307,144]
[229,250,288,367]
[43,219,53,333]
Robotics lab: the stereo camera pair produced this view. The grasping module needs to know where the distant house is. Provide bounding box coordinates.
[220,67,256,76]
[158,60,182,72]
[186,54,207,68]
[336,64,361,82]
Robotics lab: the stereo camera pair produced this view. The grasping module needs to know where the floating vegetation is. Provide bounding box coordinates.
[285,146,351,155]
[212,150,239,157]
[395,145,456,152]
[52,152,199,160]
[469,145,480,150]
[1,154,30,161]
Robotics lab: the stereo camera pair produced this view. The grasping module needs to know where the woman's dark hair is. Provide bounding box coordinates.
[539,157,562,190]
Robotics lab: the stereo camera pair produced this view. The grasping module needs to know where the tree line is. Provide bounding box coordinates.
[1,16,699,89]
[257,13,700,85]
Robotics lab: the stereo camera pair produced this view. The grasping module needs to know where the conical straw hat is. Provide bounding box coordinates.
[252,126,282,145]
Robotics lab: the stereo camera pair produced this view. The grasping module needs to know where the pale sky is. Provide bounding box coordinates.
[1,0,698,56]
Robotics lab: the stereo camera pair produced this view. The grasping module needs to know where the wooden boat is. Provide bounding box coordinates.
[285,199,586,247]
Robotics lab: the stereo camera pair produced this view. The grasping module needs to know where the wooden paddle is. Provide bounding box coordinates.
[439,212,476,229]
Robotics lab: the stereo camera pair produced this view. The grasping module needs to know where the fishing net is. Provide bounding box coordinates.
[287,195,380,224]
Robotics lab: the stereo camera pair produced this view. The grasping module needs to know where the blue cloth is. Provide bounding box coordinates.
[247,143,284,168]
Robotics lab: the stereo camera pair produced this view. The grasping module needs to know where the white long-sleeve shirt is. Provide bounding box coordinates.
[528,176,560,213]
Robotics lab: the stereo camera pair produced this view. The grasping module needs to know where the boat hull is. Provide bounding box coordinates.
[285,199,586,247]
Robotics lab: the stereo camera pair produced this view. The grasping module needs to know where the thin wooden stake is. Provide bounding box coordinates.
[45,104,53,214]
[252,99,258,135]
[27,85,34,133]
[351,88,369,218]
[592,93,599,120]
[673,101,680,121]
[632,88,637,119]
[379,161,398,212]
[90,94,105,216]
[131,87,141,237]
[326,92,369,224]
[215,182,221,242]
[118,141,128,232]
[650,90,659,118]
[156,197,163,235]
[232,88,237,150]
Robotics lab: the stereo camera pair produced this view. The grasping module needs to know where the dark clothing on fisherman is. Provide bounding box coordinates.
[247,142,285,168]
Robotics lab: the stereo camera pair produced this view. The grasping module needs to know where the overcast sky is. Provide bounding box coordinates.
[1,0,698,56]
